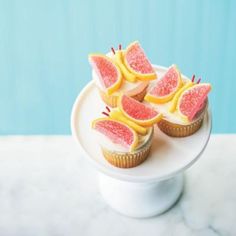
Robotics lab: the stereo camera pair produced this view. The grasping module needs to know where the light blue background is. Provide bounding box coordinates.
[0,0,235,134]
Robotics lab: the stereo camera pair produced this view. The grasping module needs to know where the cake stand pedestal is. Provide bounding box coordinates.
[71,66,212,218]
[98,173,183,218]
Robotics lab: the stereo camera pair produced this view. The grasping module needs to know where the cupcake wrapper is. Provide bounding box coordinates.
[127,85,147,103]
[99,89,118,108]
[101,141,151,168]
[98,85,147,108]
[101,128,153,168]
[158,115,204,137]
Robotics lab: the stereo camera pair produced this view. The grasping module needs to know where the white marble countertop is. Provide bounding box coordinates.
[0,135,235,236]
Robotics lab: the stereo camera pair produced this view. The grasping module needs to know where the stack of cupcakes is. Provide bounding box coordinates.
[89,41,211,168]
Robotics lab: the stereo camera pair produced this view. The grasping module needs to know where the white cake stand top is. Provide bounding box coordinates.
[71,65,212,183]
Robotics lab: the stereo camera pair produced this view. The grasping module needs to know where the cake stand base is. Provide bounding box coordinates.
[99,173,184,218]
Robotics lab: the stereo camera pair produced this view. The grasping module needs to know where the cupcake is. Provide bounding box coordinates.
[145,66,211,137]
[91,94,162,168]
[92,118,153,168]
[88,41,157,107]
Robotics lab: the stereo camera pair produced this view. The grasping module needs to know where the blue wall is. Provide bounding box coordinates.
[0,0,235,134]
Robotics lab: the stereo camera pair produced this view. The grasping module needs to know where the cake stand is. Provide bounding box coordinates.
[71,65,212,218]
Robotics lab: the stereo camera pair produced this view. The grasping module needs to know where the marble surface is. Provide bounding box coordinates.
[0,135,235,236]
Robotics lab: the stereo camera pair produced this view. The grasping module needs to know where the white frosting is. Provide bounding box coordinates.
[93,128,153,153]
[152,101,192,125]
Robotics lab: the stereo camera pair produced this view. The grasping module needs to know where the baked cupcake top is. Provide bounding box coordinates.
[145,65,211,125]
[92,94,162,153]
[88,41,157,96]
